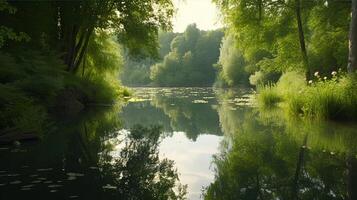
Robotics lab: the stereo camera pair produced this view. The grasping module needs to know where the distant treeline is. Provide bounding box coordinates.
[120,24,224,87]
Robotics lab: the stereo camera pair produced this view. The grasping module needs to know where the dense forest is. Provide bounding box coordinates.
[0,0,174,139]
[121,24,224,86]
[213,0,357,120]
[0,0,355,144]
[213,0,351,84]
[0,0,357,199]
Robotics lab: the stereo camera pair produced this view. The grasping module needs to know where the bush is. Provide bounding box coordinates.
[296,73,357,120]
[257,84,283,107]
[259,70,357,120]
[249,70,281,86]
[0,48,123,136]
[0,84,47,135]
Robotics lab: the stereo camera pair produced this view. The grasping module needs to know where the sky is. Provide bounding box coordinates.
[172,0,222,33]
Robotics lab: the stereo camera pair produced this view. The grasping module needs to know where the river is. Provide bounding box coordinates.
[0,87,356,200]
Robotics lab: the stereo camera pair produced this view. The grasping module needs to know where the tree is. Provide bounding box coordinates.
[348,0,357,73]
[215,33,248,86]
[1,0,174,73]
[213,0,351,84]
[150,24,224,86]
[0,0,29,47]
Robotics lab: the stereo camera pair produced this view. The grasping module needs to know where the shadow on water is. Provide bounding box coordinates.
[0,105,186,200]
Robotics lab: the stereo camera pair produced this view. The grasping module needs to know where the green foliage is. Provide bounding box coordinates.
[249,70,281,86]
[120,31,177,86]
[257,70,357,120]
[121,57,155,86]
[308,2,350,74]
[150,24,224,86]
[85,31,123,76]
[0,84,47,135]
[205,93,357,200]
[287,73,357,120]
[0,0,29,47]
[0,0,174,73]
[101,125,187,200]
[0,47,124,136]
[213,0,351,87]
[257,84,282,107]
[215,33,248,86]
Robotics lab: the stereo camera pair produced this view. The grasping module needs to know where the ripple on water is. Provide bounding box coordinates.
[43,181,53,184]
[37,168,53,172]
[66,173,84,177]
[31,180,41,184]
[48,184,62,188]
[22,184,35,188]
[10,180,22,185]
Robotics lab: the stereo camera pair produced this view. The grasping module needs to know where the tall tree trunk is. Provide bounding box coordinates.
[72,27,93,73]
[295,0,309,74]
[258,0,262,22]
[67,28,86,72]
[65,25,79,70]
[348,0,357,73]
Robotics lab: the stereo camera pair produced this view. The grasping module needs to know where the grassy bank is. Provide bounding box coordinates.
[0,50,128,141]
[257,71,357,120]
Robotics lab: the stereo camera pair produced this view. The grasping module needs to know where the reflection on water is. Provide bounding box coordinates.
[159,133,221,200]
[122,87,223,140]
[120,88,225,199]
[0,87,356,200]
[0,106,186,200]
[205,91,357,200]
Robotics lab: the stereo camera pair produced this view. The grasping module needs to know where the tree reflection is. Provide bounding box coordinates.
[204,91,357,200]
[100,125,187,200]
[151,94,222,140]
[121,88,222,141]
[0,107,186,200]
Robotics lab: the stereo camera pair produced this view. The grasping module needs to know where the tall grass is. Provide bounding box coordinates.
[295,74,357,120]
[257,84,282,107]
[257,70,357,120]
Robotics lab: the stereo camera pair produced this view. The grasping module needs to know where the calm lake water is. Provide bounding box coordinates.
[1,87,357,200]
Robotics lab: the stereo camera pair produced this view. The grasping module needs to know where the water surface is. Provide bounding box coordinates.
[1,87,356,200]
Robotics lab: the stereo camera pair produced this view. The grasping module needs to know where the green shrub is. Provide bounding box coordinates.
[266,70,357,120]
[297,73,357,120]
[257,84,283,107]
[122,88,131,97]
[0,48,123,136]
[249,70,281,86]
[0,84,47,135]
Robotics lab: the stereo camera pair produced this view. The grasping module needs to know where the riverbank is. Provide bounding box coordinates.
[0,51,129,144]
[257,71,357,121]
